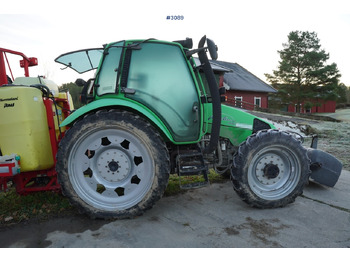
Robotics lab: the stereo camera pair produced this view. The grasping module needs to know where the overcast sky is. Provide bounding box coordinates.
[1,0,350,86]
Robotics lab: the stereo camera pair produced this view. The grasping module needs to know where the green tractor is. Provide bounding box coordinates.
[54,36,342,219]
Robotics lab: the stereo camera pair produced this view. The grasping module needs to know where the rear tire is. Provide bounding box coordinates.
[231,129,310,208]
[56,109,170,219]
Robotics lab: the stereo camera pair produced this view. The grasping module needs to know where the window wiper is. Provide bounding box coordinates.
[107,38,157,51]
[60,62,72,70]
[126,38,156,50]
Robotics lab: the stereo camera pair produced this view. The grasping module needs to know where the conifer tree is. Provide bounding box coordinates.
[266,31,341,112]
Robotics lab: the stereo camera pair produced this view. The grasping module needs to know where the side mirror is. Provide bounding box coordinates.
[173,38,193,49]
[79,78,95,104]
[186,36,219,60]
[207,38,218,60]
[75,78,86,87]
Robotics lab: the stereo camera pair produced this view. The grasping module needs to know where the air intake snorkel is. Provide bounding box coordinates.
[196,36,221,154]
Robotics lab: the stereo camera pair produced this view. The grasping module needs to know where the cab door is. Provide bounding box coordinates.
[124,42,201,142]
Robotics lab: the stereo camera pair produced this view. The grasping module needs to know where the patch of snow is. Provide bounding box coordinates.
[262,118,308,137]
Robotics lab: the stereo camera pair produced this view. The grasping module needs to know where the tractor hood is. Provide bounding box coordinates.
[55,48,103,74]
[204,104,275,146]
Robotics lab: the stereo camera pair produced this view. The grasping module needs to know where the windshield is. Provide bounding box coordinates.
[95,41,124,96]
[55,48,103,74]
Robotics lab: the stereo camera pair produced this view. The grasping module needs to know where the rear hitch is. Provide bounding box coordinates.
[310,135,318,149]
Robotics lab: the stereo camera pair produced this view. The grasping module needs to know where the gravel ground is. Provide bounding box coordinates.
[311,121,350,170]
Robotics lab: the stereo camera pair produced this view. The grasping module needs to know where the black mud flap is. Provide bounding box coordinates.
[307,149,343,187]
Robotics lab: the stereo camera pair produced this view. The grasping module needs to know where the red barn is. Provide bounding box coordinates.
[287,100,336,113]
[211,61,277,110]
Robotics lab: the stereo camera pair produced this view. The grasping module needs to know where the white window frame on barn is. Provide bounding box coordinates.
[254,97,261,108]
[235,96,243,108]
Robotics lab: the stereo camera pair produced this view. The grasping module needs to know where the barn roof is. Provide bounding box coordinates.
[193,58,231,73]
[211,61,277,93]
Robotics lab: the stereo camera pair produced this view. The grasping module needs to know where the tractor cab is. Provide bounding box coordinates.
[55,37,222,146]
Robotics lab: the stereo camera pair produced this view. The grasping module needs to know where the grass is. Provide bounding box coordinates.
[164,169,227,196]
[0,170,228,225]
[0,189,73,225]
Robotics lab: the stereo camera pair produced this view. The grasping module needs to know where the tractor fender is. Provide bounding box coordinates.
[307,148,343,187]
[60,98,175,142]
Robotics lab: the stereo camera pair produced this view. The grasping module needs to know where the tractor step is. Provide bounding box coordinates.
[176,149,209,189]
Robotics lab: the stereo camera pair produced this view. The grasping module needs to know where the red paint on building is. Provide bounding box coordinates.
[287,100,336,113]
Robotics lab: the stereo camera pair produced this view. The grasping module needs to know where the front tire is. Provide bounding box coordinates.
[231,129,310,208]
[56,109,170,219]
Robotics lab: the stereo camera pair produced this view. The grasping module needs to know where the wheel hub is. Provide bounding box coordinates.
[263,163,280,179]
[108,161,119,172]
[96,149,130,182]
[255,153,284,185]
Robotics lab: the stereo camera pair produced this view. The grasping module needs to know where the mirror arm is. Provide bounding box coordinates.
[186,47,207,59]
